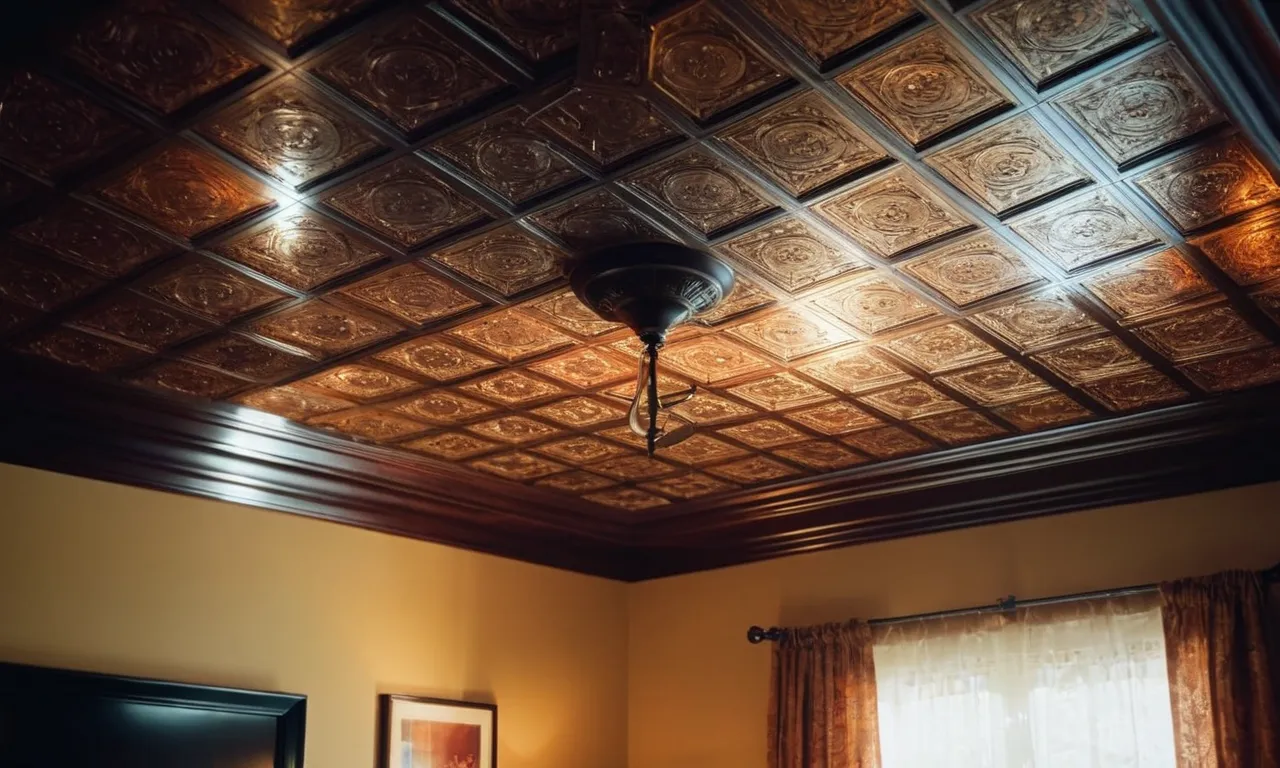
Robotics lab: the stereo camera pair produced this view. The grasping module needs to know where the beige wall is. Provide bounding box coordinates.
[0,463,629,768]
[627,482,1280,768]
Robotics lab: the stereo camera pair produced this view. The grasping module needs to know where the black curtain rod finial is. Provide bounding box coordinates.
[747,625,786,644]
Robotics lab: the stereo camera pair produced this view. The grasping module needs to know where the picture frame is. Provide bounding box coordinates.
[378,694,497,768]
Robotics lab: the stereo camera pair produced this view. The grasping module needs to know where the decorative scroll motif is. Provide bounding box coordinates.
[529,189,664,251]
[218,0,376,52]
[659,337,773,385]
[912,410,1007,444]
[812,274,941,336]
[592,454,681,481]
[859,381,963,420]
[650,0,788,122]
[993,392,1093,431]
[727,372,833,410]
[250,299,401,357]
[696,276,776,325]
[796,347,912,394]
[1054,46,1224,167]
[67,0,261,114]
[0,71,137,180]
[720,216,864,294]
[533,436,631,466]
[725,308,852,362]
[901,231,1043,307]
[1191,209,1280,286]
[70,293,211,350]
[717,419,808,448]
[471,451,566,482]
[749,0,918,66]
[936,360,1055,406]
[970,287,1104,351]
[1134,136,1280,232]
[705,455,803,484]
[215,207,386,291]
[458,370,566,406]
[521,288,622,337]
[535,470,617,494]
[431,106,584,204]
[234,383,354,420]
[143,258,288,323]
[13,201,175,279]
[200,75,384,188]
[925,114,1092,215]
[310,11,507,135]
[394,391,495,425]
[98,143,275,239]
[532,396,626,427]
[0,246,102,311]
[21,328,149,372]
[445,310,575,362]
[1031,334,1146,384]
[1132,303,1268,363]
[529,347,632,389]
[335,263,481,326]
[836,27,1012,147]
[842,426,931,458]
[535,90,681,169]
[450,0,578,62]
[669,392,758,425]
[1083,249,1214,322]
[320,157,486,248]
[430,225,566,298]
[303,364,418,401]
[657,434,749,467]
[1009,187,1160,271]
[972,0,1151,87]
[786,401,881,435]
[881,322,1003,374]
[774,440,867,470]
[813,166,973,257]
[1178,347,1280,392]
[129,361,246,399]
[183,334,311,381]
[373,338,498,381]
[641,472,737,500]
[718,91,889,197]
[623,148,775,235]
[583,487,670,510]
[1079,367,1188,411]
[402,431,501,461]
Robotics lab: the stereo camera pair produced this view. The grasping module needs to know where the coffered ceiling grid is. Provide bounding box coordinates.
[3,0,1280,517]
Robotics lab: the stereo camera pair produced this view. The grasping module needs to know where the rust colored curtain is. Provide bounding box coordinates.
[1161,570,1280,768]
[768,620,880,768]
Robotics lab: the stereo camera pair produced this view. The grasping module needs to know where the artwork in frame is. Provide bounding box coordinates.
[379,694,497,768]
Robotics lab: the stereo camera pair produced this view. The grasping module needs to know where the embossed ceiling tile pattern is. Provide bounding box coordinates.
[669,391,759,425]
[214,206,387,291]
[657,433,750,467]
[69,292,212,351]
[471,451,567,482]
[183,333,312,382]
[696,275,777,325]
[535,90,682,170]
[373,337,499,382]
[0,167,38,211]
[725,308,853,362]
[901,231,1044,307]
[430,225,567,298]
[1082,248,1214,322]
[451,0,577,62]
[641,472,738,500]
[465,414,562,445]
[250,298,401,357]
[971,0,1151,88]
[596,425,651,451]
[521,288,623,338]
[1178,347,1280,392]
[659,336,773,385]
[774,440,868,471]
[706,455,804,485]
[650,0,789,122]
[969,287,1104,351]
[912,410,1008,445]
[139,256,290,323]
[19,327,150,372]
[720,216,866,294]
[528,189,665,252]
[309,408,430,442]
[199,75,385,189]
[529,347,633,389]
[836,27,1013,148]
[936,359,1056,405]
[1253,282,1280,324]
[1030,334,1146,384]
[401,431,502,461]
[532,396,627,428]
[925,113,1092,216]
[592,454,681,482]
[584,487,671,511]
[0,71,138,180]
[532,436,633,466]
[457,370,566,407]
[749,0,918,66]
[535,470,617,495]
[300,364,418,402]
[233,382,354,420]
[1134,135,1280,232]
[66,0,261,114]
[334,262,482,326]
[310,11,508,135]
[881,321,1004,373]
[811,273,942,336]
[1054,45,1225,167]
[795,346,912,394]
[786,400,881,435]
[1079,367,1189,411]
[1131,302,1268,363]
[623,147,776,236]
[218,0,376,52]
[813,166,974,258]
[320,156,487,249]
[0,301,40,335]
[393,390,496,425]
[726,371,834,410]
[12,201,176,279]
[603,370,691,400]
[716,418,808,448]
[992,392,1094,431]
[0,244,103,312]
[860,380,964,420]
[128,361,247,399]
[98,143,276,240]
[718,90,890,197]
[1191,209,1280,287]
[842,425,932,458]
[1007,186,1160,271]
[445,309,575,362]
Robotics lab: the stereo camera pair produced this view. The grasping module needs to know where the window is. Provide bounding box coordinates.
[872,592,1175,767]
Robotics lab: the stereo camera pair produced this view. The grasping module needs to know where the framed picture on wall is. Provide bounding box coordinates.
[379,694,497,768]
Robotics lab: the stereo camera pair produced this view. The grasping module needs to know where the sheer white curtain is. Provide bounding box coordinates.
[872,592,1176,768]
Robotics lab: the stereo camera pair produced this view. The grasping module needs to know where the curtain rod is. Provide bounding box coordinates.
[746,562,1280,644]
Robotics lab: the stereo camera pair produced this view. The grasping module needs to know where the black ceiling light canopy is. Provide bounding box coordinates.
[571,241,735,456]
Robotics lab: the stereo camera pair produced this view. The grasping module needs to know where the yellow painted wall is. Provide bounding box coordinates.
[0,463,629,768]
[627,482,1280,768]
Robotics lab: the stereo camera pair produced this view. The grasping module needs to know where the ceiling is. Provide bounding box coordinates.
[2,0,1279,572]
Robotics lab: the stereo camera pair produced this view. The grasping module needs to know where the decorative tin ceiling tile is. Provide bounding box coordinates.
[1079,367,1189,411]
[1179,347,1280,392]
[19,327,149,372]
[0,245,102,312]
[374,338,499,382]
[394,390,496,425]
[529,189,665,252]
[70,292,211,350]
[1031,334,1146,384]
[1007,187,1159,271]
[320,156,487,249]
[584,487,671,511]
[786,400,881,435]
[98,143,275,240]
[466,414,562,444]
[529,347,633,389]
[642,472,737,500]
[445,310,574,362]
[726,308,853,362]
[1131,302,1268,363]
[0,301,40,335]
[659,336,774,385]
[706,455,803,484]
[533,436,632,466]
[214,206,387,291]
[535,90,682,169]
[430,225,567,298]
[13,201,176,279]
[720,216,866,294]
[309,408,429,441]
[669,391,758,425]
[936,360,1055,406]
[250,299,401,357]
[718,90,890,197]
[603,371,692,401]
[970,287,1104,351]
[812,274,941,336]
[141,257,290,323]
[912,410,1007,444]
[1253,282,1280,324]
[650,0,788,122]
[218,0,376,52]
[302,364,419,401]
[774,440,867,471]
[536,471,617,494]
[0,166,38,211]
[881,322,1003,374]
[813,166,974,258]
[431,106,584,205]
[658,433,750,467]
[450,0,577,62]
[458,369,566,406]
[795,347,912,394]
[1134,136,1280,233]
[310,11,507,135]
[533,396,627,428]
[842,425,932,458]
[597,425,651,451]
[402,431,502,461]
[520,288,622,339]
[836,27,1013,148]
[623,148,776,236]
[925,114,1092,216]
[128,361,246,399]
[1190,209,1280,287]
[971,0,1151,88]
[0,71,138,180]
[183,334,312,381]
[696,276,777,325]
[66,0,261,114]
[749,0,918,66]
[335,263,482,326]
[592,454,681,481]
[1082,249,1214,322]
[200,75,384,189]
[727,371,834,410]
[992,392,1093,431]
[716,419,808,448]
[1054,46,1224,167]
[901,231,1043,307]
[471,451,566,481]
[860,381,963,419]
[234,382,354,420]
